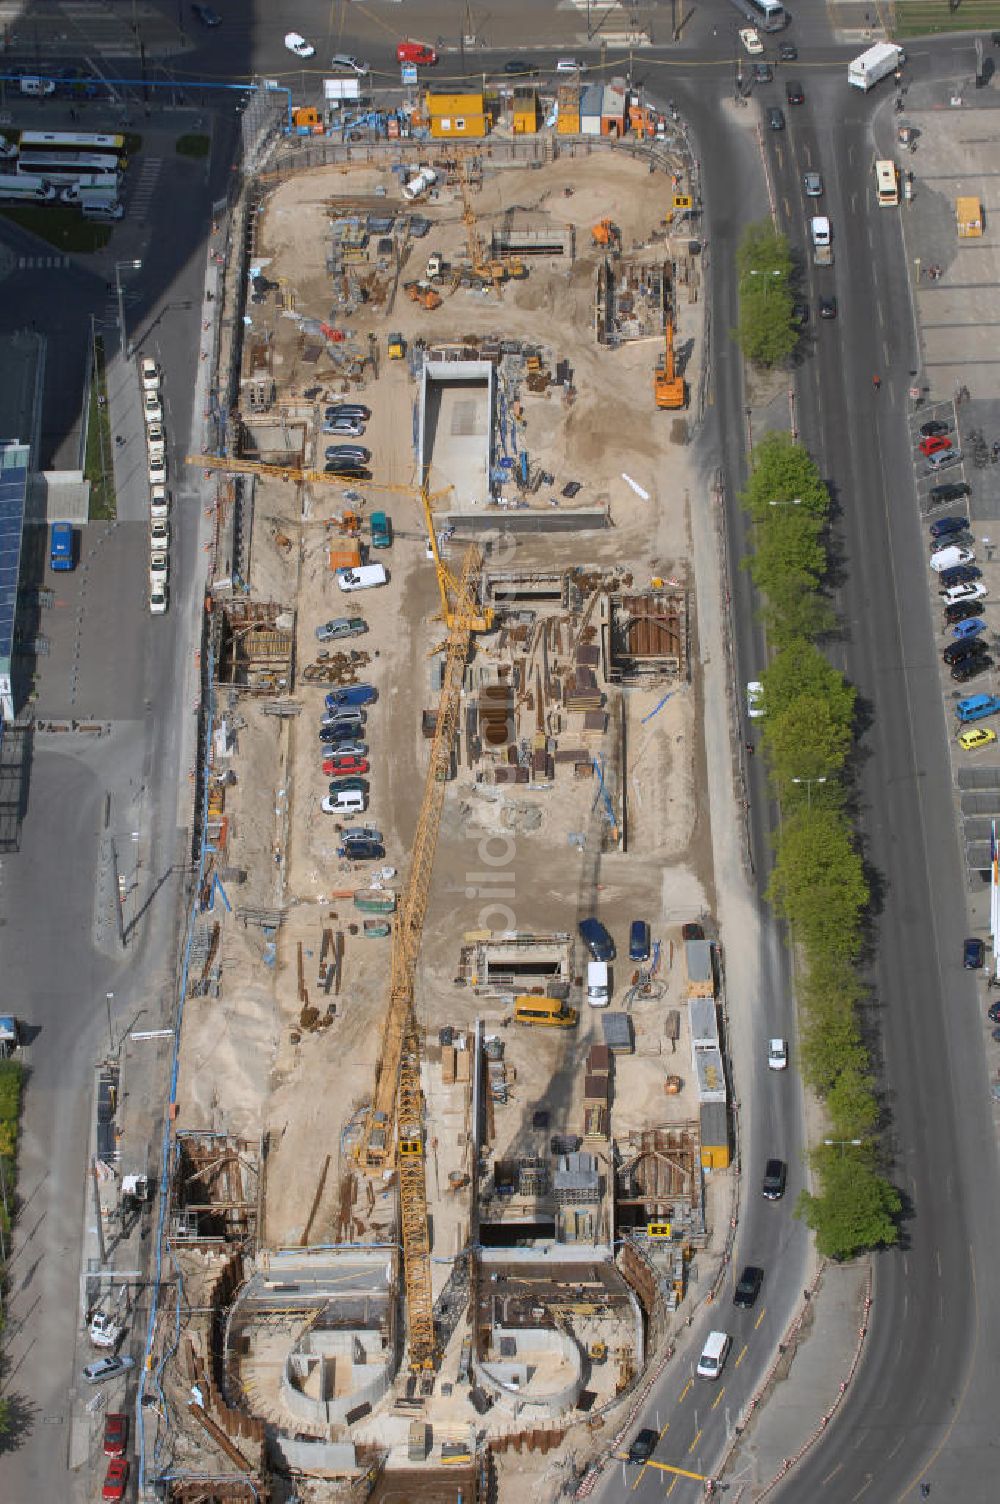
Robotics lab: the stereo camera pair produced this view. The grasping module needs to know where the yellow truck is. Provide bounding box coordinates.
[956,195,983,238]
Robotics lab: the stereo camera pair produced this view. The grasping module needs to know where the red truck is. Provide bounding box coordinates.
[397,40,437,65]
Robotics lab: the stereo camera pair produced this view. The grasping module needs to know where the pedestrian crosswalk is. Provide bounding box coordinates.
[128,157,161,217]
[16,254,70,271]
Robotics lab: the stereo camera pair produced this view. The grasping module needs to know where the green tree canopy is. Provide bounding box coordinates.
[767,806,868,961]
[742,431,830,522]
[798,1149,901,1260]
[762,639,856,728]
[765,692,854,788]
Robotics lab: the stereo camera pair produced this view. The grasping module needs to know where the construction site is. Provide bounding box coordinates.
[150,127,731,1503]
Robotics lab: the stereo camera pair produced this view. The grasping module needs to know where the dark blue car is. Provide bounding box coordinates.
[326,684,377,709]
[629,920,650,963]
[964,937,986,969]
[579,917,614,962]
[929,514,969,539]
[938,565,982,589]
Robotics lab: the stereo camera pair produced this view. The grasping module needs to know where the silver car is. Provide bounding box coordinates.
[803,172,823,197]
[82,1355,134,1385]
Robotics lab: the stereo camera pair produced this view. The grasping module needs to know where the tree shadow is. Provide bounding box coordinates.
[0,1384,37,1455]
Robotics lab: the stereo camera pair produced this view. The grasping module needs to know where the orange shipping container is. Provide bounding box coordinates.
[329,542,362,571]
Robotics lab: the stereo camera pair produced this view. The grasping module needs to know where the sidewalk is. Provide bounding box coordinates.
[721,1258,872,1496]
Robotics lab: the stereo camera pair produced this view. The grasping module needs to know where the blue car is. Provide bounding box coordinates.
[579,917,614,962]
[929,515,969,540]
[629,919,651,963]
[938,564,982,589]
[326,684,377,709]
[955,693,1000,723]
[953,618,986,640]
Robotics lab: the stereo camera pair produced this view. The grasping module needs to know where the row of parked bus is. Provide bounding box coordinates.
[0,130,126,218]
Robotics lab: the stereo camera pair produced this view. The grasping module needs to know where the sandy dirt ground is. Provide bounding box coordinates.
[168,146,731,1487]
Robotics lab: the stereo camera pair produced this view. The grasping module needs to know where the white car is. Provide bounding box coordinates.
[768,1038,788,1071]
[149,550,169,588]
[146,423,166,462]
[746,680,765,719]
[143,390,162,425]
[150,518,170,550]
[148,454,167,486]
[929,547,975,573]
[140,357,160,393]
[555,57,587,73]
[740,27,764,54]
[150,485,170,519]
[331,54,369,75]
[941,581,988,605]
[284,31,315,58]
[149,582,168,615]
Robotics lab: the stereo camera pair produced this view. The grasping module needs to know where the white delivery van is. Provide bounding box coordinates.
[322,789,367,814]
[929,545,975,574]
[336,563,388,592]
[586,961,610,1007]
[810,215,831,248]
[697,1330,731,1380]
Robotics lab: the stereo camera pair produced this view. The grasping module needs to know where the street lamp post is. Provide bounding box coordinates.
[791,775,827,808]
[114,258,143,359]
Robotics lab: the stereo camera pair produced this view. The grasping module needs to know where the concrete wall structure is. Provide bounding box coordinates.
[282,1327,392,1427]
[419,358,493,508]
[475,1325,584,1416]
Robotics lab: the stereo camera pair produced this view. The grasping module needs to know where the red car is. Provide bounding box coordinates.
[322,754,369,777]
[103,1412,128,1458]
[102,1458,130,1500]
[919,434,953,457]
[397,40,437,64]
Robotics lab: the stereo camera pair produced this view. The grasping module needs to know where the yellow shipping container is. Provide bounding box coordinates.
[427,91,488,138]
[512,87,539,134]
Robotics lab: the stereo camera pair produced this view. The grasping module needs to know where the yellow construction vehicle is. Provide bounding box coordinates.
[592,218,621,253]
[654,315,686,410]
[387,331,406,360]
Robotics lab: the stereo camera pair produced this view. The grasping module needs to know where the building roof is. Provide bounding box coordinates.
[0,442,29,666]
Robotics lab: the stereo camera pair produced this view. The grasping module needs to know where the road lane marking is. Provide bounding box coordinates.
[666,1477,679,1497]
[658,1420,670,1438]
[822,1462,843,1486]
[688,1429,702,1455]
[711,1386,725,1411]
[678,1378,693,1403]
[754,1307,766,1329]
[734,1343,749,1367]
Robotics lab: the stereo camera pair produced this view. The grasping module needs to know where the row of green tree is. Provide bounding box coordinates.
[736,223,800,368]
[0,1058,23,1438]
[742,430,901,1259]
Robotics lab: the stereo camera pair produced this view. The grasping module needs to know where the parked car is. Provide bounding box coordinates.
[945,599,985,624]
[629,919,651,963]
[140,357,160,392]
[323,418,366,436]
[322,740,367,762]
[316,617,366,641]
[819,295,838,319]
[337,838,384,860]
[330,54,369,75]
[941,582,988,604]
[733,1265,764,1309]
[681,921,705,941]
[931,541,976,571]
[627,1428,659,1464]
[504,59,538,75]
[763,1158,786,1200]
[965,937,986,968]
[925,448,963,472]
[83,1355,134,1385]
[326,403,370,421]
[397,41,438,65]
[102,1459,130,1502]
[320,722,364,743]
[103,1412,128,1457]
[341,825,382,844]
[746,680,765,719]
[919,434,953,458]
[989,998,1000,1024]
[325,461,368,478]
[768,1038,788,1071]
[284,31,315,57]
[953,618,986,641]
[150,485,170,519]
[951,655,993,682]
[322,791,366,814]
[958,726,997,751]
[326,444,371,463]
[943,638,988,666]
[326,684,377,708]
[148,454,167,485]
[579,917,614,961]
[955,693,1000,721]
[938,565,982,589]
[328,775,369,795]
[324,755,369,776]
[920,419,952,438]
[930,483,971,506]
[191,3,222,24]
[143,390,163,425]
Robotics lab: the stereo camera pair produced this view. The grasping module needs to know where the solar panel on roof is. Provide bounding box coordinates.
[0,444,28,662]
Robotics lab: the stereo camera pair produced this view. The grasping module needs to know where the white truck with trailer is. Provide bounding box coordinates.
[848,42,904,92]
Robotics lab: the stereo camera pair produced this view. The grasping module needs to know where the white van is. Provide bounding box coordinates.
[20,77,56,97]
[810,215,831,248]
[322,789,366,814]
[586,961,610,1007]
[696,1330,731,1380]
[336,563,387,592]
[929,545,975,574]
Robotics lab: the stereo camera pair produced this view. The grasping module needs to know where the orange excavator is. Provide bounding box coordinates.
[592,218,621,253]
[654,313,686,410]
